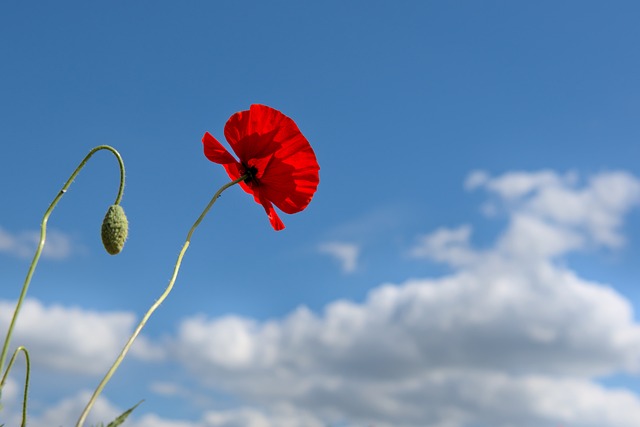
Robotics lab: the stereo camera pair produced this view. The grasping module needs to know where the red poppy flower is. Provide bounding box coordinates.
[202,104,320,231]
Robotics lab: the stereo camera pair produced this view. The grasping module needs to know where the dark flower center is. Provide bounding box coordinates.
[242,164,258,184]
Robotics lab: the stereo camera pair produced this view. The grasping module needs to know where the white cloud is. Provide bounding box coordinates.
[25,377,630,427]
[470,170,640,250]
[0,226,76,260]
[410,224,477,266]
[199,405,325,427]
[0,299,154,376]
[497,213,585,258]
[318,242,360,273]
[474,169,573,200]
[170,259,640,426]
[418,170,640,264]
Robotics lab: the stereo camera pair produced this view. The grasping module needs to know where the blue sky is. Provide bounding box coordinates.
[1,2,640,426]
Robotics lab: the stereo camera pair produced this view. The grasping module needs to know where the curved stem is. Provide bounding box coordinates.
[0,146,125,378]
[0,346,31,427]
[76,174,247,427]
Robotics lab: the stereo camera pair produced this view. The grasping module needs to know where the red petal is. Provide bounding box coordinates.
[224,105,295,162]
[246,153,275,180]
[255,190,285,231]
[202,132,237,165]
[257,145,319,214]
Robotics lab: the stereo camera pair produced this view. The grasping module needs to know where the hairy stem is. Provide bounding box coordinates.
[76,174,246,427]
[0,146,125,378]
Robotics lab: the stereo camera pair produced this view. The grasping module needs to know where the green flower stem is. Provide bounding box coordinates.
[0,347,31,427]
[76,174,247,427]
[0,145,125,379]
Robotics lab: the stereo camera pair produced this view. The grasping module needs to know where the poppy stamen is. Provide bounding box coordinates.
[242,164,258,184]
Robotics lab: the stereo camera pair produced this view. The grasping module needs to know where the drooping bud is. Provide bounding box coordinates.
[101,204,128,255]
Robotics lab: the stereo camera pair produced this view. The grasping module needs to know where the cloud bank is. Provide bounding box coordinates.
[3,170,640,427]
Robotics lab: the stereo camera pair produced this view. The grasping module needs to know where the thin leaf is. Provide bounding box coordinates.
[104,400,144,427]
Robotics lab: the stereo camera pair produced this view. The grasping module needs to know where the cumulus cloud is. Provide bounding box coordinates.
[165,170,640,427]
[170,266,640,426]
[0,299,156,375]
[0,226,76,260]
[198,405,325,427]
[418,170,640,264]
[318,242,360,273]
[409,224,477,266]
[467,169,640,250]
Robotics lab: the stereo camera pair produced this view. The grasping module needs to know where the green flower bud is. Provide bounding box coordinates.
[101,204,128,255]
